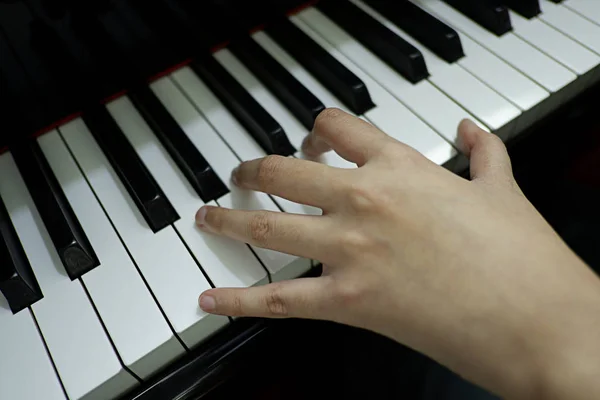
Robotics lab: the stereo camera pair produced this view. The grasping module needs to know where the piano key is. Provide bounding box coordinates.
[564,0,600,26]
[292,8,483,151]
[362,0,465,63]
[170,65,325,218]
[502,0,541,19]
[81,105,179,233]
[0,194,43,314]
[147,76,312,282]
[539,1,600,56]
[291,15,458,166]
[105,93,273,290]
[228,35,325,130]
[58,116,229,350]
[0,152,138,400]
[507,8,600,83]
[128,86,229,203]
[37,130,186,379]
[315,0,429,83]
[0,297,66,400]
[263,18,376,115]
[414,0,577,108]
[441,0,512,36]
[251,30,363,168]
[189,53,295,157]
[10,140,100,280]
[354,0,545,137]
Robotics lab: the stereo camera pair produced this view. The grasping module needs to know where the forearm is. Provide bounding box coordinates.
[469,260,600,400]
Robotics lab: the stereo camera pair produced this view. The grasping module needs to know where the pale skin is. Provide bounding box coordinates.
[194,108,600,400]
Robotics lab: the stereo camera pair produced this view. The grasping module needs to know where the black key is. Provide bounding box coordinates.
[81,105,179,232]
[190,52,296,156]
[442,0,512,36]
[315,0,428,83]
[0,195,43,314]
[128,86,229,202]
[547,0,564,3]
[502,0,541,19]
[363,0,464,63]
[10,140,100,280]
[264,18,375,115]
[228,36,325,130]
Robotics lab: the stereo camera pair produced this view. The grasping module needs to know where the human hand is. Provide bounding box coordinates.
[195,109,600,400]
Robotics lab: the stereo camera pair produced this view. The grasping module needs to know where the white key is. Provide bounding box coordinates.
[37,130,185,379]
[351,0,549,134]
[105,92,266,291]
[564,0,600,26]
[291,14,458,165]
[0,152,138,400]
[540,0,600,56]
[0,296,66,400]
[294,6,483,147]
[148,77,311,282]
[347,0,522,139]
[58,117,228,350]
[508,8,600,79]
[212,48,358,171]
[169,67,322,217]
[250,31,366,169]
[413,0,577,97]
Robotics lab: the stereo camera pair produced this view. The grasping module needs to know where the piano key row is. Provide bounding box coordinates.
[1,1,600,399]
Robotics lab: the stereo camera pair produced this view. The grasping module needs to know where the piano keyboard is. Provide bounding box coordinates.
[1,1,599,399]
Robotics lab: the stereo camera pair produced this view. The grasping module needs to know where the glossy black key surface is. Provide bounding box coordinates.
[10,140,100,280]
[363,0,464,63]
[0,195,43,314]
[228,36,325,130]
[442,0,512,36]
[264,19,375,115]
[502,0,540,19]
[128,86,229,202]
[315,0,428,84]
[190,53,296,156]
[82,105,180,232]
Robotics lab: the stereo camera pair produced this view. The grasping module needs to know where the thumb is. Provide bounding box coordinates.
[458,119,515,186]
[198,276,333,319]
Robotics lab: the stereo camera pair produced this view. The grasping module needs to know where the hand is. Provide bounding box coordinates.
[195,109,600,400]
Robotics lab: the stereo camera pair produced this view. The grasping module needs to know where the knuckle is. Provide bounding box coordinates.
[265,286,288,316]
[338,230,372,254]
[346,183,380,213]
[256,155,284,189]
[231,295,244,315]
[334,279,367,306]
[248,212,274,245]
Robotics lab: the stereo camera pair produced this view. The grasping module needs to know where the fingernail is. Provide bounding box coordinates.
[195,206,208,228]
[231,166,240,186]
[199,294,216,312]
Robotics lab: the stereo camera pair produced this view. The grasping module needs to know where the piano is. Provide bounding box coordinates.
[1,0,599,399]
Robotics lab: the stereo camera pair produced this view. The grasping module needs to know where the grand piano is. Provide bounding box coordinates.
[1,0,599,399]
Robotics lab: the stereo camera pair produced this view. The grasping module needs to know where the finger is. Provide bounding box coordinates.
[196,205,334,261]
[302,108,390,166]
[232,154,341,209]
[458,119,515,185]
[198,276,334,319]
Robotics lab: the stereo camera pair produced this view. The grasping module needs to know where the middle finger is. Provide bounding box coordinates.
[196,205,335,263]
[232,155,343,210]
